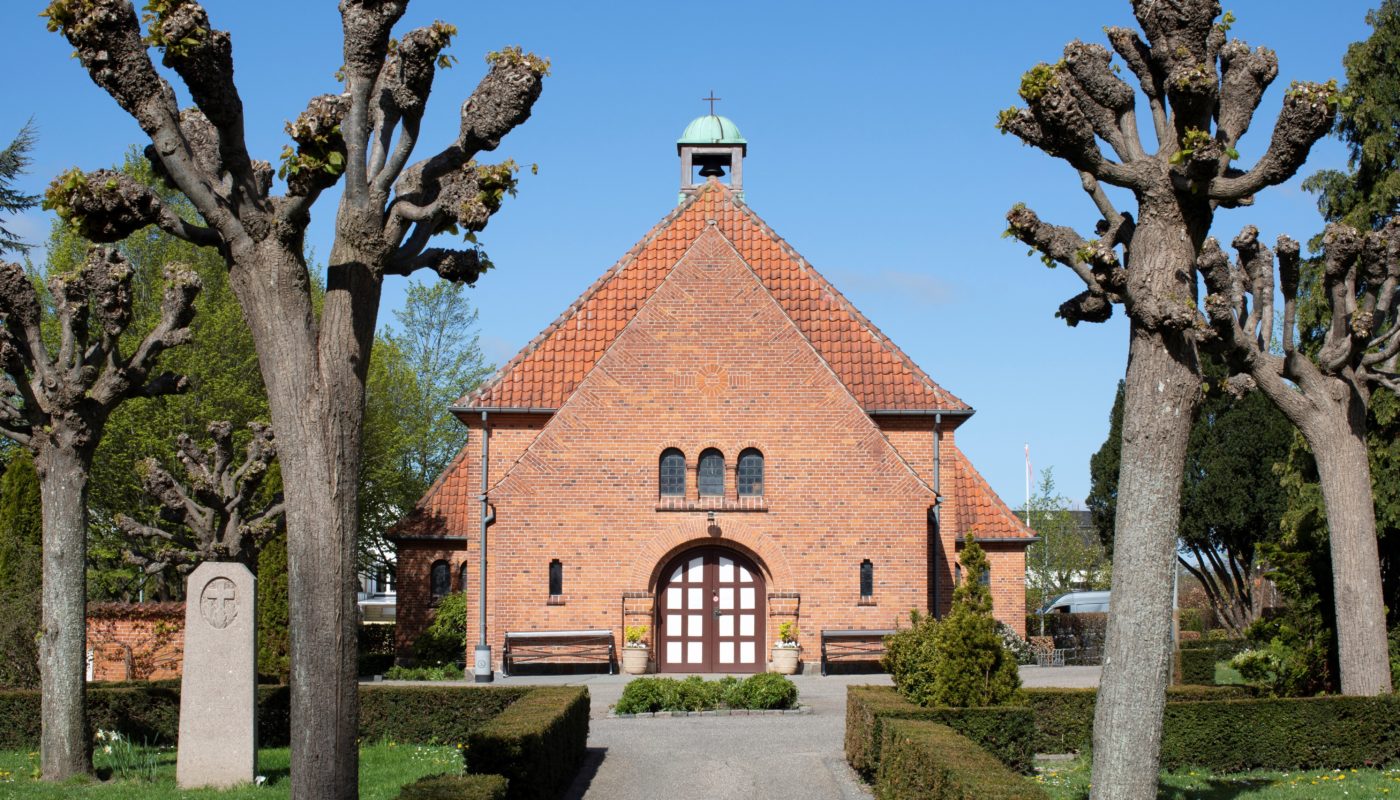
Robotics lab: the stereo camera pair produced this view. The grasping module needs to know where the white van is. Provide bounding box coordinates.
[1041,591,1110,614]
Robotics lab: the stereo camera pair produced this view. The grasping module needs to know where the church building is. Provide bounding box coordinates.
[391,114,1033,675]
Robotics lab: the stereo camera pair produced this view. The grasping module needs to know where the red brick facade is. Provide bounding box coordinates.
[86,603,185,682]
[393,181,1032,671]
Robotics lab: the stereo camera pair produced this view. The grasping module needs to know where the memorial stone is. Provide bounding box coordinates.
[177,561,257,788]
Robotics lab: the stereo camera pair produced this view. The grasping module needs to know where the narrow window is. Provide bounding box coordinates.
[979,567,991,587]
[459,562,470,593]
[698,449,725,496]
[430,560,450,603]
[860,559,873,597]
[737,448,764,496]
[659,449,686,497]
[548,559,563,596]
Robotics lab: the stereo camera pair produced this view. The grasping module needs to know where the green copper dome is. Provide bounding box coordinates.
[677,115,747,154]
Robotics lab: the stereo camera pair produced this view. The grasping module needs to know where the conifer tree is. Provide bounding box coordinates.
[0,450,42,688]
[925,536,1021,707]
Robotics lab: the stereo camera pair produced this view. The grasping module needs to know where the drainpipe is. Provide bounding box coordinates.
[932,412,942,619]
[474,411,496,683]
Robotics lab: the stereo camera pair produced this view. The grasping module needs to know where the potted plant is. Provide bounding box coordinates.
[771,621,800,674]
[622,625,650,674]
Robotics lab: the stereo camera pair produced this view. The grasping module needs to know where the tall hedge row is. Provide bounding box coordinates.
[1021,686,1253,754]
[1160,695,1400,772]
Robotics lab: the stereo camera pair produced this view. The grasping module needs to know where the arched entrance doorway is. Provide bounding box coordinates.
[655,546,766,673]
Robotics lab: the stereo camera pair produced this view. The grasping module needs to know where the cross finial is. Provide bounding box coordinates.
[703,91,721,116]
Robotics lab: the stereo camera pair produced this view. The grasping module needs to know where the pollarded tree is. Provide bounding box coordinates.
[1198,221,1398,693]
[117,420,283,575]
[997,3,1335,796]
[0,248,199,778]
[40,2,545,794]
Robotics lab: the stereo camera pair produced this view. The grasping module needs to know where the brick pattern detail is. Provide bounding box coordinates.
[396,218,1034,667]
[85,604,185,681]
[462,181,969,413]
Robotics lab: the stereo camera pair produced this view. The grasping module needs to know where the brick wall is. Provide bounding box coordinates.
[86,603,185,681]
[396,228,1031,666]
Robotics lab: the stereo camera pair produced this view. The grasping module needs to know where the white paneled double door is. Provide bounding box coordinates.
[656,547,766,673]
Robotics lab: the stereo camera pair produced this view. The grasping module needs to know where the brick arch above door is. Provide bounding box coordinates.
[633,516,794,593]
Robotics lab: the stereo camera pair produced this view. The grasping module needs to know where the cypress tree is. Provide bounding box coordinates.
[0,450,43,688]
[926,536,1021,707]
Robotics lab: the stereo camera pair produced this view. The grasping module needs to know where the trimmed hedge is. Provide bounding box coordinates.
[845,686,1035,775]
[466,686,589,800]
[875,718,1049,800]
[0,683,530,750]
[1021,686,1253,754]
[397,773,509,800]
[1178,648,1220,685]
[1160,694,1400,772]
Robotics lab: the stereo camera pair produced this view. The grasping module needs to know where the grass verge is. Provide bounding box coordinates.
[1034,755,1400,798]
[0,742,460,799]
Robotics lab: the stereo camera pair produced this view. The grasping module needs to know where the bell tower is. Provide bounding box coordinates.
[678,92,747,203]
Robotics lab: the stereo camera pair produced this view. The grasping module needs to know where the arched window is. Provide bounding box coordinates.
[860,559,873,598]
[548,559,564,596]
[430,560,450,603]
[698,449,725,496]
[737,448,764,496]
[459,562,470,593]
[659,449,686,497]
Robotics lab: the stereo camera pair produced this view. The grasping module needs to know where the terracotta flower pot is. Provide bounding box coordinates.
[622,646,650,675]
[770,646,800,675]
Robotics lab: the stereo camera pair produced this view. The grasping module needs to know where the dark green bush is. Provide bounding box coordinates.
[359,685,528,746]
[875,718,1049,800]
[728,672,798,709]
[1021,686,1255,754]
[360,623,397,656]
[845,685,1035,775]
[0,683,530,750]
[614,674,798,713]
[466,686,589,800]
[1178,648,1220,685]
[396,773,509,800]
[415,592,468,666]
[385,663,465,681]
[1159,694,1400,772]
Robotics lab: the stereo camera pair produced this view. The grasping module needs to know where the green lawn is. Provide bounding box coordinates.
[1213,661,1246,686]
[0,742,461,799]
[1035,756,1400,798]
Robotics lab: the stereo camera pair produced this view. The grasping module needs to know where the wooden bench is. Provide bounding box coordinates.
[820,629,895,676]
[501,629,615,677]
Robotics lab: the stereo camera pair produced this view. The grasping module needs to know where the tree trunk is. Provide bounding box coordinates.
[1309,399,1391,695]
[37,445,92,780]
[1091,209,1203,800]
[226,240,377,800]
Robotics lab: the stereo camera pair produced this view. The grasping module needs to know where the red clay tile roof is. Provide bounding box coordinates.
[460,180,969,413]
[946,447,1035,540]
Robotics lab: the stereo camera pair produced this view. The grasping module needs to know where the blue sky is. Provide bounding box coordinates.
[0,1,1378,507]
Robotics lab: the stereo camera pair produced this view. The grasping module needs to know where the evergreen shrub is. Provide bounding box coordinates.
[416,592,468,666]
[885,537,1020,707]
[874,718,1048,800]
[465,686,589,800]
[613,674,799,713]
[396,774,508,800]
[256,531,291,681]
